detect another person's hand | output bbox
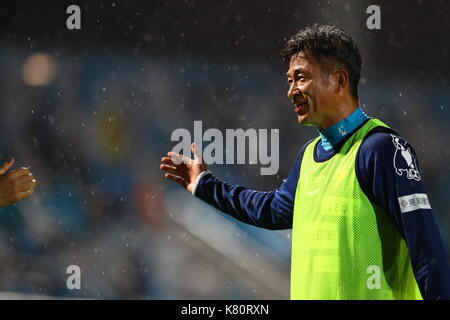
[160,143,207,193]
[0,158,37,207]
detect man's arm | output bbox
[357,131,450,300]
[161,141,313,230]
[192,150,304,230]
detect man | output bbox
[160,24,450,300]
[0,158,36,207]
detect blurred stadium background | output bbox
[0,0,449,299]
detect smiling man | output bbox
[160,24,450,300]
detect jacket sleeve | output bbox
[193,140,313,230]
[357,131,450,300]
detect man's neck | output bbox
[318,107,368,151]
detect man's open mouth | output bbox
[294,102,307,114]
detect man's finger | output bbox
[168,151,190,165]
[13,173,35,186]
[161,156,183,167]
[0,158,15,175]
[12,189,33,202]
[14,183,35,193]
[161,156,173,164]
[8,167,31,179]
[191,143,202,162]
[160,164,184,177]
[167,151,182,158]
[163,173,186,187]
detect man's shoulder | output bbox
[357,124,423,187]
[289,137,318,172]
[298,137,317,156]
[362,131,397,152]
[359,126,419,168]
[360,125,408,154]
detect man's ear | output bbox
[333,69,349,94]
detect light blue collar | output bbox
[318,107,368,151]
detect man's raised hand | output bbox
[0,158,37,207]
[160,143,207,193]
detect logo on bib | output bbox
[391,135,421,181]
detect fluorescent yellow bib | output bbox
[291,118,422,300]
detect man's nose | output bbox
[287,83,298,98]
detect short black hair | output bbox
[280,24,362,100]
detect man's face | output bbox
[286,51,336,129]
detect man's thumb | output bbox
[0,157,15,175]
[191,143,202,161]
